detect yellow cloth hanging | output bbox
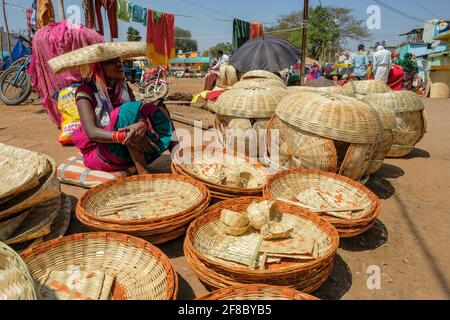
[37,0,56,28]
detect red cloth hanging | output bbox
[94,0,118,38]
[146,10,175,66]
[249,23,264,39]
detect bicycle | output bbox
[0,36,33,105]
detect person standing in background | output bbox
[373,42,392,83]
[352,44,369,80]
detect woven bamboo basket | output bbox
[288,85,351,96]
[343,80,391,96]
[196,284,319,300]
[0,144,50,202]
[263,169,382,238]
[0,155,61,221]
[361,100,397,174]
[266,92,383,181]
[76,174,210,243]
[232,78,287,90]
[364,91,427,158]
[171,146,270,202]
[241,70,284,82]
[21,232,178,300]
[0,209,31,241]
[0,241,38,300]
[4,196,61,245]
[184,197,339,292]
[218,64,238,87]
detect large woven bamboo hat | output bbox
[214,87,287,118]
[363,91,424,113]
[48,42,147,74]
[275,92,383,144]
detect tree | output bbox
[175,27,198,53]
[127,27,142,42]
[266,6,370,62]
[202,42,233,57]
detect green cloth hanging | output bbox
[232,18,251,51]
[154,11,163,24]
[116,0,131,22]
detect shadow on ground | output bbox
[312,254,352,300]
[400,148,430,160]
[376,163,405,179]
[365,175,396,199]
[339,219,388,252]
[176,272,197,300]
[157,237,185,259]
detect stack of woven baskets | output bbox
[217,64,238,88]
[343,80,391,99]
[287,85,351,96]
[0,144,67,250]
[364,90,427,158]
[184,197,339,292]
[197,284,318,300]
[171,146,270,202]
[265,92,384,181]
[20,232,178,300]
[264,169,382,238]
[76,174,210,244]
[214,86,287,158]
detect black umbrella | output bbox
[229,36,301,74]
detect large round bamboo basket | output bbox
[196,284,319,300]
[21,232,178,300]
[241,70,284,82]
[364,91,427,158]
[76,174,210,244]
[0,241,37,300]
[343,80,391,96]
[184,197,339,292]
[264,169,382,238]
[218,64,238,87]
[362,100,397,174]
[232,78,287,90]
[266,92,383,181]
[171,146,270,202]
[288,85,351,96]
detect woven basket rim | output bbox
[364,91,425,113]
[263,168,382,225]
[185,196,339,275]
[20,232,178,300]
[77,173,210,226]
[196,283,319,300]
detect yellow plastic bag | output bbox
[58,85,81,145]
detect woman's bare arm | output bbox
[76,99,115,143]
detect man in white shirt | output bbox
[211,50,230,70]
[372,42,392,83]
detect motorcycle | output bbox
[138,65,169,101]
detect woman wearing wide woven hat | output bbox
[48,42,177,175]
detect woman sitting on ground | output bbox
[73,58,176,175]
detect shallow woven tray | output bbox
[0,144,50,202]
[171,146,270,201]
[0,208,31,241]
[21,232,178,300]
[184,197,339,292]
[76,174,210,243]
[0,241,37,300]
[196,284,319,300]
[0,155,61,220]
[264,168,382,238]
[4,196,62,245]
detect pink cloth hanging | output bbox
[28,21,104,128]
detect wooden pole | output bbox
[1,0,12,65]
[57,0,66,20]
[300,0,309,86]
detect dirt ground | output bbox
[0,78,449,300]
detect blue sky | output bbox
[2,0,449,51]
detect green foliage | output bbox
[266,6,370,61]
[127,27,142,42]
[202,42,233,57]
[175,27,199,53]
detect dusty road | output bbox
[0,78,449,299]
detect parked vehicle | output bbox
[138,65,169,101]
[123,57,151,83]
[0,36,33,105]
